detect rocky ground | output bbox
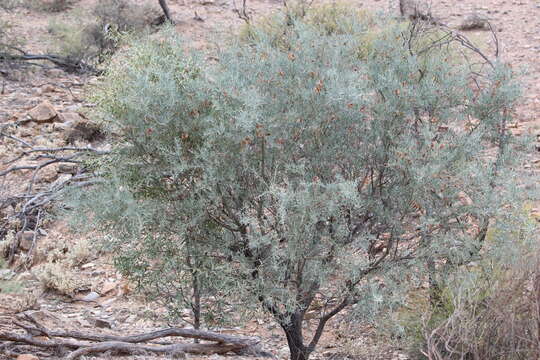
[1,0,539,359]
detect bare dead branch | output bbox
[232,0,250,23]
[0,315,269,359]
[0,47,99,74]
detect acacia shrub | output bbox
[69,13,528,360]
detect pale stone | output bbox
[100,281,117,295]
[57,112,82,124]
[27,101,57,122]
[17,354,39,360]
[16,231,35,251]
[81,291,100,302]
[36,164,59,183]
[94,318,113,329]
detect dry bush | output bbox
[386,205,540,360]
[0,231,13,257]
[0,283,39,313]
[92,0,159,32]
[24,0,77,12]
[0,0,21,11]
[394,211,540,360]
[65,237,94,266]
[35,261,82,295]
[33,235,94,295]
[39,236,95,267]
[423,257,540,360]
[40,0,76,12]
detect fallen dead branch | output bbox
[1,124,109,266]
[0,44,99,75]
[0,313,270,359]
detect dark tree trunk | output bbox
[187,253,201,343]
[192,274,201,331]
[158,0,173,23]
[280,312,311,360]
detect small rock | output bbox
[171,351,187,359]
[36,164,59,183]
[57,112,82,124]
[64,104,81,112]
[458,13,489,31]
[66,119,104,144]
[94,318,113,329]
[0,269,16,281]
[27,101,57,122]
[100,281,117,295]
[18,126,34,138]
[81,291,100,302]
[30,310,61,323]
[52,121,72,133]
[40,84,56,94]
[58,163,78,174]
[52,174,72,188]
[16,231,35,251]
[17,271,34,281]
[17,354,39,360]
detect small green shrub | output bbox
[48,18,95,62]
[0,19,25,66]
[0,279,26,294]
[47,0,159,64]
[36,0,76,12]
[238,1,373,49]
[0,0,21,11]
[92,0,159,32]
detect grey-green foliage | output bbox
[68,13,529,360]
[70,31,237,327]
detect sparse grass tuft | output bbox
[24,0,77,13]
[35,261,82,295]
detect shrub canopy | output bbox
[70,11,530,360]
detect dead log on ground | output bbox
[0,45,99,74]
[0,313,271,359]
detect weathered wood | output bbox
[0,314,271,359]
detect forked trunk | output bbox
[280,313,312,360]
